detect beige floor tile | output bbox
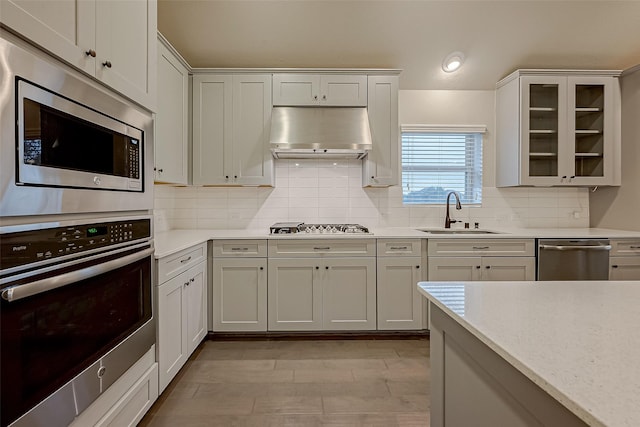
[294,368,355,383]
[140,338,432,426]
[253,396,323,414]
[153,396,255,417]
[323,395,428,414]
[387,380,430,396]
[318,381,391,398]
[180,364,294,384]
[352,367,429,382]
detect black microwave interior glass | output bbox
[0,255,151,427]
[23,98,140,179]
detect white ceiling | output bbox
[158,0,640,90]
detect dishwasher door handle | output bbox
[539,244,612,251]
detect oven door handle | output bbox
[539,244,612,251]
[1,247,155,302]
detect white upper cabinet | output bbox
[192,73,273,186]
[496,70,621,187]
[272,74,367,106]
[155,35,189,184]
[362,75,399,187]
[1,0,157,110]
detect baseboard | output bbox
[206,330,430,341]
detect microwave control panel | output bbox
[0,218,151,271]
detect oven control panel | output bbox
[1,218,151,271]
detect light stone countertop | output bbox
[154,226,640,258]
[418,280,640,427]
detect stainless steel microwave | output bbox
[0,33,154,218]
[17,79,143,192]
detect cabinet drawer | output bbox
[211,240,267,257]
[268,239,375,257]
[428,239,535,257]
[377,239,422,257]
[610,239,640,256]
[156,242,207,284]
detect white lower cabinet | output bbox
[321,258,377,330]
[156,244,207,393]
[610,239,640,280]
[212,257,268,331]
[268,258,376,331]
[428,239,536,282]
[267,239,377,331]
[268,258,323,331]
[211,240,268,331]
[428,257,536,281]
[610,257,640,280]
[376,239,424,330]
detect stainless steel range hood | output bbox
[269,107,372,159]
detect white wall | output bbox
[154,90,590,232]
[590,67,640,230]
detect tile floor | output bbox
[139,338,431,426]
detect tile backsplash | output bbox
[154,159,590,232]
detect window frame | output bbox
[400,125,486,205]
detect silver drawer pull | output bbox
[231,247,249,251]
[389,246,409,250]
[180,256,192,263]
[472,246,490,250]
[313,247,331,250]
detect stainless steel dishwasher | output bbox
[537,239,611,280]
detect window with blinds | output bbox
[401,126,484,204]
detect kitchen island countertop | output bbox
[418,280,640,427]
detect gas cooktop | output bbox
[270,222,370,235]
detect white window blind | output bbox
[401,125,484,205]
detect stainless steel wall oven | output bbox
[1,30,156,427]
[0,216,155,427]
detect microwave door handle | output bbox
[1,247,154,302]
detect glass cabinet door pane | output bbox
[574,84,605,177]
[528,84,559,177]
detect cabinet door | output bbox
[320,75,368,106]
[192,74,233,185]
[428,257,482,281]
[610,257,640,280]
[157,272,187,393]
[520,76,568,186]
[232,75,274,186]
[185,261,207,355]
[268,258,322,331]
[567,76,618,186]
[95,0,157,109]
[212,258,267,331]
[481,257,535,281]
[155,39,189,184]
[272,74,367,106]
[377,257,423,330]
[363,75,399,186]
[272,74,319,106]
[323,258,377,330]
[0,0,96,75]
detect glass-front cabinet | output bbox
[496,70,621,187]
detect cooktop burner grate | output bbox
[270,222,370,234]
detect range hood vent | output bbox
[270,107,372,159]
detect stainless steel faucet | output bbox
[444,191,462,228]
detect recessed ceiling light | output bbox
[442,51,465,73]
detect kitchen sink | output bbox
[417,228,504,235]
